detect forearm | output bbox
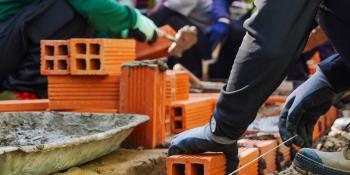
[213,0,321,140]
[68,0,137,35]
[212,0,232,21]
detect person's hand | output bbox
[168,124,239,174]
[279,67,336,148]
[210,18,230,49]
[122,10,157,43]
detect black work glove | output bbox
[279,67,335,148]
[168,124,239,174]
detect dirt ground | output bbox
[54,149,167,175]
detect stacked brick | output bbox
[41,40,70,75]
[41,39,135,112]
[119,61,167,148]
[70,39,135,75]
[48,75,120,112]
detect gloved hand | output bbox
[279,67,336,148]
[210,18,230,49]
[168,124,239,174]
[122,10,157,43]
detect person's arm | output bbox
[212,0,233,21]
[68,0,137,35]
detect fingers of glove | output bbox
[224,143,239,174]
[279,96,296,146]
[128,29,146,42]
[168,138,213,156]
[305,121,316,148]
[294,122,308,147]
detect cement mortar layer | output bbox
[0,112,137,147]
[121,60,168,71]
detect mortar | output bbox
[0,112,149,175]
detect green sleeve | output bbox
[68,0,138,35]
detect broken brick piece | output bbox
[40,40,70,75]
[70,38,135,75]
[238,139,277,174]
[170,97,216,133]
[120,62,166,148]
[167,153,226,175]
[136,25,176,60]
[265,95,287,105]
[48,75,120,112]
[0,99,49,112]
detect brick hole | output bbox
[90,43,100,55]
[90,59,101,70]
[76,59,87,70]
[45,60,54,70]
[58,45,68,55]
[57,60,68,70]
[173,107,183,117]
[174,121,183,129]
[75,43,86,54]
[191,164,204,175]
[173,164,185,175]
[44,45,54,56]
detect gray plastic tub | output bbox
[0,112,149,175]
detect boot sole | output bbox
[294,152,350,175]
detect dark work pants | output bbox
[214,0,350,139]
[0,0,90,96]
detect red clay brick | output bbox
[238,139,277,174]
[166,70,190,103]
[166,148,259,175]
[41,40,70,75]
[136,25,176,60]
[167,153,226,175]
[237,147,260,175]
[0,99,49,112]
[70,38,135,75]
[48,75,119,112]
[265,95,287,105]
[119,62,167,148]
[170,97,216,133]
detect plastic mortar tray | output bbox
[0,112,149,175]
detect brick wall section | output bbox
[237,147,260,175]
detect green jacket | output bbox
[0,0,138,36]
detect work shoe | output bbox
[293,141,350,175]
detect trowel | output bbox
[136,25,198,60]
